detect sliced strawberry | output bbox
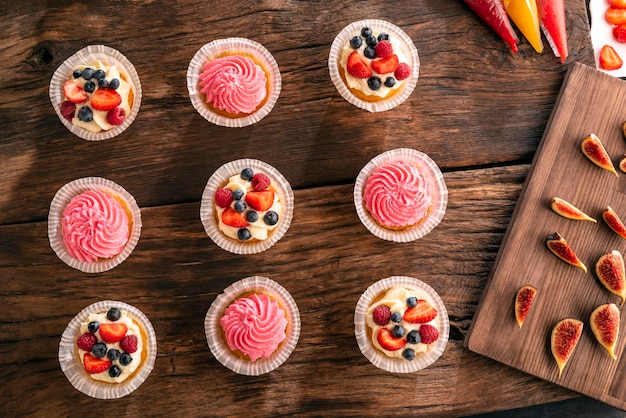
[245,190,274,211]
[376,328,406,351]
[346,51,372,78]
[371,54,399,75]
[403,300,438,324]
[221,207,248,228]
[90,88,122,111]
[610,0,626,8]
[83,352,112,374]
[63,80,88,103]
[98,323,128,343]
[600,45,623,70]
[607,8,626,25]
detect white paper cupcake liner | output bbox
[354,276,449,373]
[200,159,294,254]
[48,177,142,273]
[49,45,142,141]
[58,300,157,399]
[187,38,282,127]
[354,148,447,242]
[328,19,420,112]
[205,276,301,376]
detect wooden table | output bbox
[2,1,620,416]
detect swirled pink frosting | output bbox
[363,161,432,228]
[199,55,267,115]
[220,293,287,362]
[61,190,130,263]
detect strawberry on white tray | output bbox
[590,0,626,77]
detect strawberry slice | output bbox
[98,323,128,343]
[63,80,88,103]
[346,51,372,78]
[83,352,112,374]
[403,300,437,324]
[607,8,626,25]
[371,54,399,75]
[90,88,122,111]
[221,207,248,228]
[600,45,623,70]
[610,0,626,8]
[376,328,406,351]
[245,190,274,211]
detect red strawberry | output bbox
[83,352,112,374]
[221,207,248,228]
[76,333,98,352]
[376,328,406,351]
[251,173,271,191]
[63,80,88,103]
[374,40,393,59]
[106,107,125,125]
[607,8,626,25]
[60,100,76,121]
[610,0,626,7]
[419,324,439,344]
[90,88,122,111]
[600,45,623,70]
[403,300,437,324]
[394,63,411,80]
[346,51,372,78]
[371,54,399,75]
[614,24,626,43]
[215,188,234,208]
[98,323,128,343]
[120,334,138,353]
[372,305,391,326]
[245,190,275,211]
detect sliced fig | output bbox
[602,206,626,240]
[590,303,620,360]
[550,197,596,223]
[595,250,626,304]
[619,155,626,173]
[622,120,626,141]
[546,232,587,273]
[515,285,537,329]
[551,318,583,378]
[581,133,618,176]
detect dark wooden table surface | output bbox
[2,1,623,416]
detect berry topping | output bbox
[251,173,271,191]
[377,32,389,41]
[108,365,122,378]
[222,207,249,228]
[245,190,275,211]
[90,88,122,111]
[63,80,88,104]
[107,349,121,361]
[81,68,95,80]
[83,352,112,374]
[119,353,133,366]
[371,54,399,74]
[232,189,244,200]
[84,81,96,93]
[109,78,121,90]
[106,107,126,125]
[346,51,372,79]
[402,348,415,361]
[240,168,254,180]
[367,76,382,91]
[365,34,377,47]
[60,100,76,121]
[384,77,396,88]
[392,325,405,338]
[76,333,98,352]
[234,200,247,213]
[391,312,402,323]
[375,40,393,59]
[372,305,391,326]
[94,69,106,80]
[106,308,121,321]
[349,36,363,49]
[407,329,421,344]
[87,321,100,333]
[419,324,440,344]
[238,228,252,241]
[361,27,372,38]
[263,210,279,226]
[363,47,376,59]
[403,299,437,324]
[98,323,128,344]
[377,327,407,351]
[92,342,108,358]
[394,63,411,80]
[98,78,109,88]
[120,335,139,353]
[77,106,93,122]
[215,188,234,208]
[73,69,82,79]
[246,210,259,223]
[406,297,418,308]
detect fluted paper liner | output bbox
[49,45,142,141]
[328,19,420,112]
[200,159,294,254]
[58,300,157,399]
[48,177,142,273]
[205,276,301,375]
[354,276,449,373]
[354,148,447,242]
[187,37,282,127]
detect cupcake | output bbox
[205,276,300,375]
[50,45,142,141]
[187,38,281,127]
[329,19,419,112]
[354,276,449,373]
[58,300,157,399]
[48,177,142,273]
[200,159,294,254]
[354,148,447,242]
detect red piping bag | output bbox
[537,0,568,63]
[464,0,520,52]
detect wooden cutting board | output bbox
[466,62,626,411]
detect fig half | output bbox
[590,303,620,360]
[551,318,583,378]
[602,206,626,240]
[546,232,587,273]
[581,133,617,176]
[550,197,596,222]
[515,285,537,329]
[595,250,626,304]
[620,155,626,174]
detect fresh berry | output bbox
[222,207,248,228]
[403,299,437,324]
[251,173,270,191]
[81,67,95,80]
[600,45,623,70]
[371,54,399,74]
[109,78,121,89]
[611,0,626,7]
[72,69,82,79]
[384,77,396,88]
[419,324,439,344]
[245,190,275,211]
[106,308,121,321]
[394,63,411,80]
[234,200,246,213]
[83,352,112,374]
[377,33,389,41]
[215,188,234,208]
[90,88,122,111]
[391,312,402,323]
[346,51,372,79]
[263,210,279,225]
[361,27,372,38]
[88,321,100,333]
[77,106,93,122]
[375,40,393,59]
[367,76,382,90]
[614,24,626,43]
[376,328,406,351]
[94,69,106,80]
[407,329,421,344]
[84,81,96,93]
[63,80,88,103]
[607,7,626,25]
[372,305,391,326]
[106,107,126,125]
[119,352,133,366]
[363,47,376,59]
[246,210,259,223]
[107,349,121,361]
[238,228,252,241]
[76,333,98,352]
[392,325,405,338]
[406,297,418,308]
[60,100,76,121]
[120,335,139,353]
[240,168,254,180]
[349,36,363,49]
[402,348,415,361]
[92,342,108,358]
[108,365,122,378]
[365,34,377,47]
[98,78,109,88]
[232,189,244,200]
[98,323,128,343]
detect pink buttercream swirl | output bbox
[199,55,267,115]
[61,190,130,263]
[363,161,432,228]
[220,293,287,362]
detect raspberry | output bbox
[394,63,411,81]
[120,334,138,353]
[60,100,76,121]
[251,173,271,191]
[106,107,126,125]
[614,24,626,43]
[374,40,393,59]
[372,305,391,326]
[419,324,439,344]
[76,333,98,352]
[215,188,234,208]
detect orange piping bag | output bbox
[503,0,544,53]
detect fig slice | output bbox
[550,197,596,223]
[514,285,537,329]
[619,155,626,174]
[581,133,618,176]
[590,303,620,360]
[602,206,626,240]
[546,232,587,273]
[551,318,583,378]
[595,250,626,304]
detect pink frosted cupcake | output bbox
[205,276,300,375]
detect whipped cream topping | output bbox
[199,55,267,115]
[363,160,432,228]
[61,190,130,263]
[220,293,287,362]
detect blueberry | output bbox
[92,342,107,358]
[240,168,254,180]
[407,330,421,344]
[109,78,120,89]
[384,77,396,88]
[119,353,133,366]
[392,325,405,338]
[94,69,106,80]
[378,32,389,41]
[107,349,121,361]
[349,36,363,49]
[407,297,417,308]
[73,69,82,79]
[402,348,416,361]
[246,210,259,223]
[363,47,376,59]
[83,81,96,93]
[232,189,244,200]
[106,307,121,321]
[77,106,93,122]
[367,76,382,91]
[98,78,109,88]
[108,365,122,378]
[87,321,100,333]
[82,67,94,80]
[234,200,246,213]
[361,27,372,38]
[237,228,252,241]
[263,211,279,226]
[365,34,377,47]
[391,312,402,323]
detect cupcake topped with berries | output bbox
[329,19,419,112]
[50,45,141,141]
